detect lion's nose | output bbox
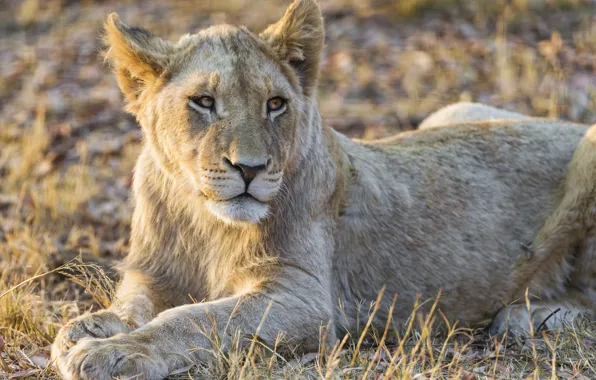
[235,163,265,185]
[223,157,268,186]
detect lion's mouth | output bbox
[216,192,266,203]
[234,193,256,200]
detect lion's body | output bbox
[52,2,596,379]
[334,120,592,332]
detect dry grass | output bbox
[1,0,596,378]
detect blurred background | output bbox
[0,0,595,376]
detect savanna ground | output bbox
[1,0,596,378]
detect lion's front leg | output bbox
[58,281,334,379]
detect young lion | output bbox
[52,1,596,378]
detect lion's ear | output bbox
[103,13,174,114]
[260,0,324,97]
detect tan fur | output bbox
[52,2,596,379]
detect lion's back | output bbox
[418,102,527,129]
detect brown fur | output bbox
[52,2,596,379]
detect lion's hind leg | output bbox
[494,125,596,338]
[527,125,596,300]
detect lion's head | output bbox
[104,0,324,224]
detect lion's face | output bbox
[145,28,304,224]
[105,1,324,225]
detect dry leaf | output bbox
[8,369,41,379]
[30,354,48,368]
[461,370,478,380]
[168,365,194,376]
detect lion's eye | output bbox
[267,97,286,113]
[189,96,215,110]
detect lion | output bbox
[51,1,596,378]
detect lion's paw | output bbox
[51,310,131,364]
[56,335,168,380]
[489,304,580,338]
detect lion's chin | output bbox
[204,196,269,225]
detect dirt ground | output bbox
[1,0,596,378]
